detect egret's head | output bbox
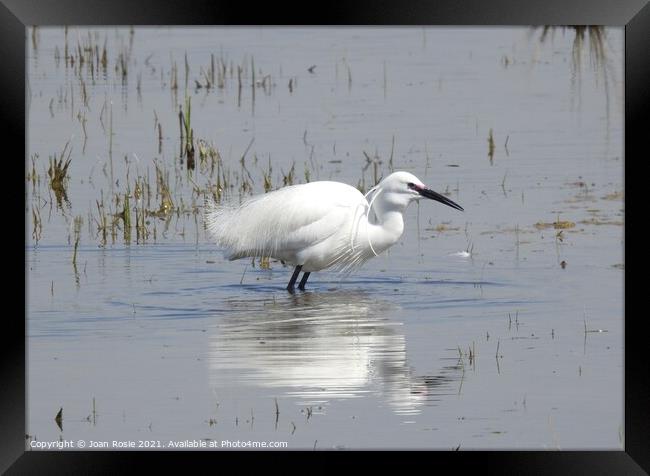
[374,171,464,212]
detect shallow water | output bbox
[26,27,623,449]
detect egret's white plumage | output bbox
[205,171,463,291]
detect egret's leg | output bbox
[287,265,302,293]
[298,272,311,291]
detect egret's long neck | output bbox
[366,206,405,254]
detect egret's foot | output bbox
[298,272,311,291]
[287,284,296,294]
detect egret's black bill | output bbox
[410,183,464,211]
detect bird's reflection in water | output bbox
[208,290,462,415]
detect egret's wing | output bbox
[205,182,366,261]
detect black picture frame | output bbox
[6,0,646,473]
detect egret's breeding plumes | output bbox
[205,171,463,292]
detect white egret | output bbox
[205,171,463,292]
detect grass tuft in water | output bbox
[48,142,72,208]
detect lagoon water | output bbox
[26,27,624,449]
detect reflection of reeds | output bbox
[170,60,178,91]
[95,197,107,246]
[32,205,42,243]
[116,48,129,81]
[72,215,82,265]
[72,215,82,286]
[535,26,607,71]
[569,26,607,72]
[535,26,614,119]
[122,193,131,243]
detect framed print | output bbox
[5,0,647,473]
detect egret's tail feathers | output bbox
[204,195,239,259]
[204,195,262,260]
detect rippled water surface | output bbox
[27,27,624,449]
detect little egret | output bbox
[205,171,463,292]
